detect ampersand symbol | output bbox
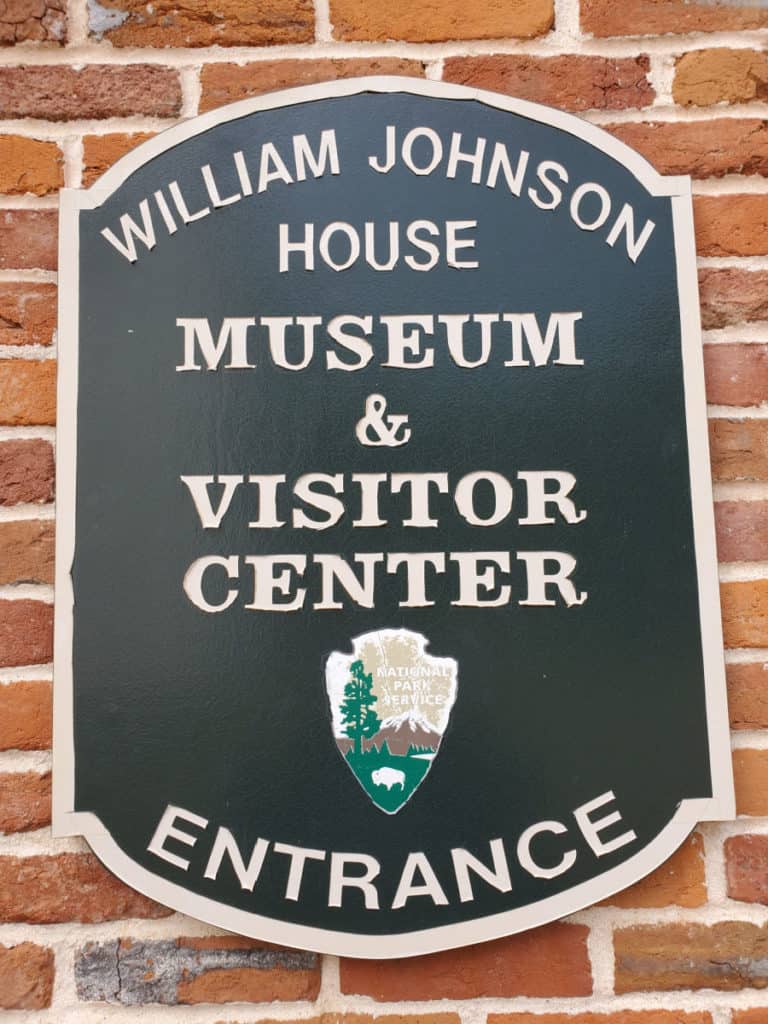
[355,394,412,447]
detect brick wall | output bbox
[2,0,768,1017]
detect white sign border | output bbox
[54,76,735,958]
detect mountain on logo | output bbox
[325,629,458,814]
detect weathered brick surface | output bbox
[90,0,313,47]
[0,210,57,270]
[443,55,653,112]
[716,502,768,564]
[82,132,154,186]
[727,835,768,904]
[694,196,768,257]
[699,269,768,330]
[0,854,172,923]
[331,0,553,42]
[0,942,54,1010]
[0,680,51,750]
[0,136,62,195]
[710,420,768,482]
[674,49,768,107]
[490,1014,712,1024]
[0,65,181,121]
[600,832,705,908]
[0,520,54,585]
[727,661,768,729]
[582,0,768,37]
[0,440,54,505]
[705,345,768,408]
[0,360,56,426]
[77,936,320,1003]
[615,922,768,992]
[340,925,591,999]
[605,119,768,179]
[721,581,768,648]
[0,0,65,44]
[0,283,56,346]
[200,58,425,112]
[734,749,768,815]
[0,771,50,832]
[0,600,52,668]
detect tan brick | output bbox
[600,832,705,908]
[340,925,591,999]
[716,502,768,564]
[0,680,51,750]
[705,345,768,408]
[0,0,65,44]
[0,440,54,505]
[0,210,57,270]
[0,943,54,1010]
[0,520,54,585]
[0,283,56,346]
[0,136,62,196]
[490,1014,712,1024]
[0,65,181,120]
[331,0,552,42]
[0,600,52,668]
[674,49,768,107]
[0,360,56,426]
[443,54,653,112]
[0,771,50,832]
[699,268,768,330]
[695,196,768,257]
[90,0,313,46]
[0,853,172,923]
[615,922,768,992]
[82,132,154,187]
[710,419,768,482]
[728,661,768,730]
[605,119,768,179]
[200,59,425,113]
[721,581,768,648]
[734,749,768,815]
[727,835,768,903]
[582,0,768,37]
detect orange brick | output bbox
[0,520,54,585]
[331,0,553,42]
[491,1014,712,1024]
[674,49,768,107]
[710,420,768,482]
[0,680,51,750]
[695,196,768,257]
[0,600,52,668]
[734,749,768,815]
[582,0,768,37]
[716,502,768,564]
[200,59,424,113]
[0,283,56,347]
[721,581,768,648]
[600,832,705,908]
[736,1011,768,1024]
[82,132,154,187]
[0,137,62,196]
[340,925,591,999]
[0,210,57,271]
[444,54,653,112]
[605,120,768,179]
[0,361,56,426]
[727,661,768,730]
[0,772,50,832]
[0,0,65,44]
[0,943,54,1010]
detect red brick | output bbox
[600,832,705,908]
[674,49,768,107]
[90,0,313,46]
[0,283,56,346]
[582,0,768,37]
[710,419,768,482]
[0,943,54,1010]
[695,196,768,257]
[0,853,172,923]
[734,749,768,815]
[716,502,768,564]
[0,680,51,750]
[491,1015,712,1024]
[0,519,54,585]
[0,440,54,505]
[0,136,62,195]
[705,345,768,408]
[0,0,65,44]
[0,65,181,121]
[0,210,57,270]
[443,54,653,112]
[82,132,154,187]
[340,924,591,999]
[615,921,768,992]
[699,268,768,330]
[0,600,52,668]
[331,0,552,42]
[721,581,768,648]
[200,58,424,113]
[727,834,768,903]
[0,771,50,832]
[728,661,768,730]
[0,360,56,426]
[605,119,768,179]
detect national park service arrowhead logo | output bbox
[325,629,458,813]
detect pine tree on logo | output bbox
[341,660,381,757]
